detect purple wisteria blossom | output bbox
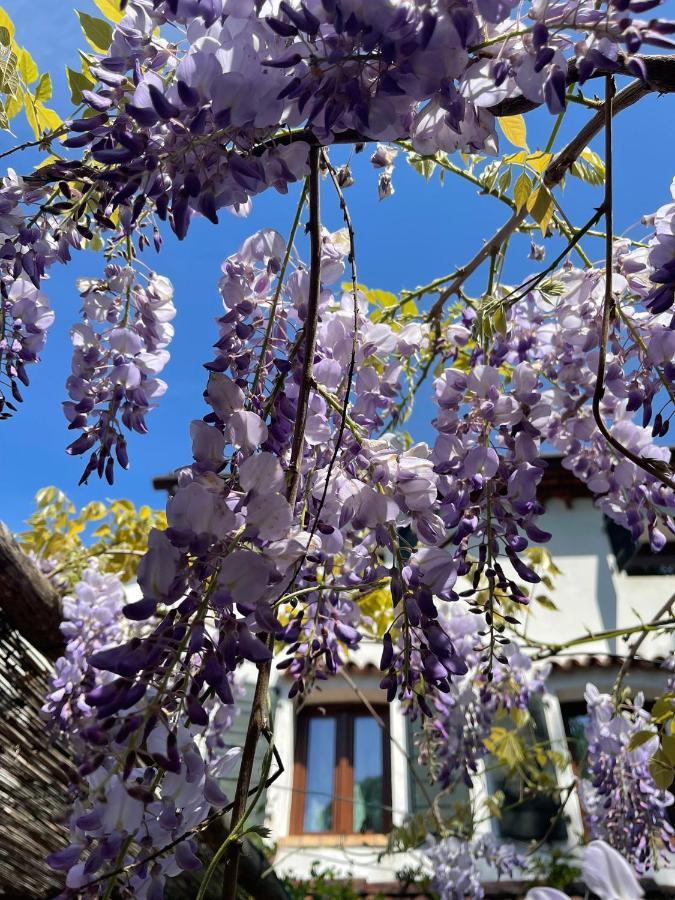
[581,684,675,872]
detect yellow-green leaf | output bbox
[527,186,554,236]
[570,148,606,186]
[66,65,94,105]
[513,172,532,212]
[498,115,528,151]
[36,102,61,133]
[4,87,21,120]
[526,151,553,175]
[93,0,125,23]
[24,97,39,139]
[17,47,38,85]
[77,11,113,53]
[0,6,15,40]
[34,72,51,103]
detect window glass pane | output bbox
[566,713,590,775]
[303,717,336,832]
[353,716,384,833]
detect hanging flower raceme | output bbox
[64,266,176,484]
[44,564,243,898]
[581,685,675,872]
[0,169,81,417]
[425,833,525,900]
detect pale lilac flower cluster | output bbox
[45,565,243,897]
[503,230,675,551]
[424,833,525,900]
[416,603,551,789]
[53,0,671,244]
[64,267,176,484]
[0,169,80,417]
[581,684,675,872]
[44,564,126,729]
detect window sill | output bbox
[279,834,389,848]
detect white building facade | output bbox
[220,461,675,891]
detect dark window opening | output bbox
[605,516,675,576]
[487,699,568,843]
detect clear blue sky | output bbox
[1,1,674,531]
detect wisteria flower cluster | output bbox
[65,267,176,484]
[424,832,525,900]
[38,169,675,891]
[0,0,673,896]
[580,684,675,872]
[44,563,243,897]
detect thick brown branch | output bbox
[0,521,64,660]
[492,52,675,116]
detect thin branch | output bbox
[494,207,604,312]
[250,178,308,401]
[614,594,675,700]
[286,145,322,510]
[530,617,675,659]
[591,77,675,491]
[305,152,359,541]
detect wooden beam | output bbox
[0,521,64,660]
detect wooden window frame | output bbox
[290,703,392,836]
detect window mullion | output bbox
[334,711,353,833]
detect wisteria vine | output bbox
[0,0,674,897]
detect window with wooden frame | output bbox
[290,704,392,835]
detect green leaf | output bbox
[513,172,532,212]
[652,695,675,724]
[34,72,52,103]
[627,730,655,751]
[93,0,125,22]
[77,11,113,53]
[17,46,38,85]
[663,734,675,765]
[66,65,95,105]
[407,153,437,182]
[650,750,675,790]
[497,167,512,194]
[498,115,529,150]
[535,594,559,611]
